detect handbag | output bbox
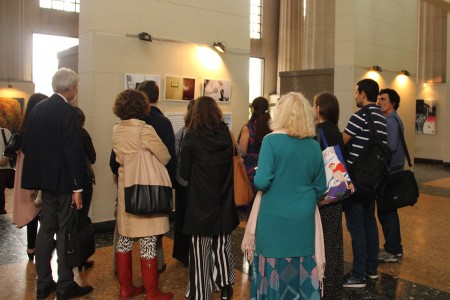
[230,132,254,206]
[65,207,95,268]
[1,129,15,189]
[123,125,173,215]
[318,129,355,203]
[377,118,419,213]
[2,130,19,168]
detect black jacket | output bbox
[317,120,344,153]
[21,94,84,192]
[180,123,238,235]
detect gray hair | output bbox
[52,68,78,93]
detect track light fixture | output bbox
[400,70,411,76]
[371,65,383,72]
[213,42,225,53]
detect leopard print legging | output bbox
[116,235,157,259]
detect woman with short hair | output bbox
[112,89,173,300]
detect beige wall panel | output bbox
[80,0,249,52]
[79,0,249,222]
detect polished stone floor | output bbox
[1,162,450,299]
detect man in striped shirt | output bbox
[342,79,387,288]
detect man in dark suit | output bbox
[21,68,93,299]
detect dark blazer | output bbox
[21,94,84,193]
[143,106,176,181]
[180,123,238,235]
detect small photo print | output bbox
[165,76,196,101]
[125,74,161,90]
[203,79,231,103]
[416,99,436,134]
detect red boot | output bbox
[141,257,173,300]
[116,251,145,299]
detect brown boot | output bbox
[116,251,145,299]
[141,257,173,300]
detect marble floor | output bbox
[1,162,450,299]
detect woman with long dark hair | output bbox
[180,96,238,300]
[12,93,48,260]
[172,99,195,267]
[313,92,344,299]
[238,97,271,197]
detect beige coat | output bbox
[112,119,171,238]
[13,151,40,228]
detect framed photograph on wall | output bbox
[416,99,436,134]
[125,74,161,90]
[164,76,196,101]
[202,79,231,103]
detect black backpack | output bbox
[348,108,391,201]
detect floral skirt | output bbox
[250,254,320,300]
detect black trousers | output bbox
[35,191,76,292]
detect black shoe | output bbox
[56,284,93,300]
[157,263,167,274]
[78,260,94,272]
[343,272,366,288]
[221,285,233,299]
[36,281,57,299]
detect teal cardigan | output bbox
[254,133,326,258]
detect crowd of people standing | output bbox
[0,67,410,299]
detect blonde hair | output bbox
[270,92,316,138]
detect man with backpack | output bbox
[342,78,388,288]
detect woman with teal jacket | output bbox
[251,92,327,300]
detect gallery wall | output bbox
[334,0,418,162]
[78,0,250,223]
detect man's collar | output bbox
[56,93,68,103]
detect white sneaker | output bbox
[378,249,398,263]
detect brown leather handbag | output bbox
[230,132,254,206]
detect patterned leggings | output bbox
[116,235,157,259]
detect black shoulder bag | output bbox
[1,129,16,189]
[377,117,419,213]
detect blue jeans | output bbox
[343,197,379,278]
[378,209,403,255]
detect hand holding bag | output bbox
[123,125,173,215]
[318,129,355,204]
[65,207,95,268]
[377,118,419,213]
[230,132,254,206]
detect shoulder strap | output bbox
[1,129,7,145]
[319,128,328,148]
[230,131,238,156]
[392,116,413,168]
[362,107,380,142]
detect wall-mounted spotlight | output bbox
[213,42,225,53]
[371,65,383,72]
[138,32,152,42]
[400,70,411,76]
